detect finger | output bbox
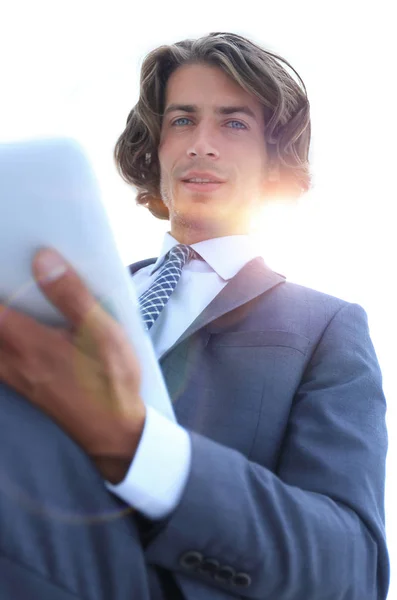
[32,248,113,338]
[32,249,139,376]
[0,304,46,352]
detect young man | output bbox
[0,32,389,599]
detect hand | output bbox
[0,248,147,484]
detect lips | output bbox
[181,171,225,184]
[183,178,222,183]
[181,180,224,193]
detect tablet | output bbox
[0,137,176,422]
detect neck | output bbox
[170,218,251,245]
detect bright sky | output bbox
[2,0,396,595]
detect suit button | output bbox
[232,572,252,587]
[214,565,235,583]
[197,558,220,576]
[179,551,203,570]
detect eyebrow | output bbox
[163,104,258,121]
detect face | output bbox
[158,63,272,243]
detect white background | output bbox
[1,0,396,596]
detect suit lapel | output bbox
[128,258,157,275]
[128,255,286,357]
[166,257,285,352]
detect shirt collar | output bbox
[149,232,261,281]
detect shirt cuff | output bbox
[105,405,192,520]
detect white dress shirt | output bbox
[106,233,260,519]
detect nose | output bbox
[186,125,220,160]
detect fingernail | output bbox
[35,249,67,282]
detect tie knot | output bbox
[166,244,195,267]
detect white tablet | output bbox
[0,137,176,422]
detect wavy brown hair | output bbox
[114,31,312,219]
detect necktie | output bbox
[138,244,196,330]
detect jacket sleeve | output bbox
[137,302,390,599]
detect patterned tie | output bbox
[138,244,196,330]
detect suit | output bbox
[131,255,390,599]
[0,255,389,599]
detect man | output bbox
[0,32,389,599]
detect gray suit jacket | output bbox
[131,256,389,600]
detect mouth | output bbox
[181,180,224,192]
[180,174,225,193]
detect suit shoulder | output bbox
[274,277,365,315]
[263,277,371,350]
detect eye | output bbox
[171,117,193,126]
[226,120,247,130]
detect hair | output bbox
[114,31,312,219]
